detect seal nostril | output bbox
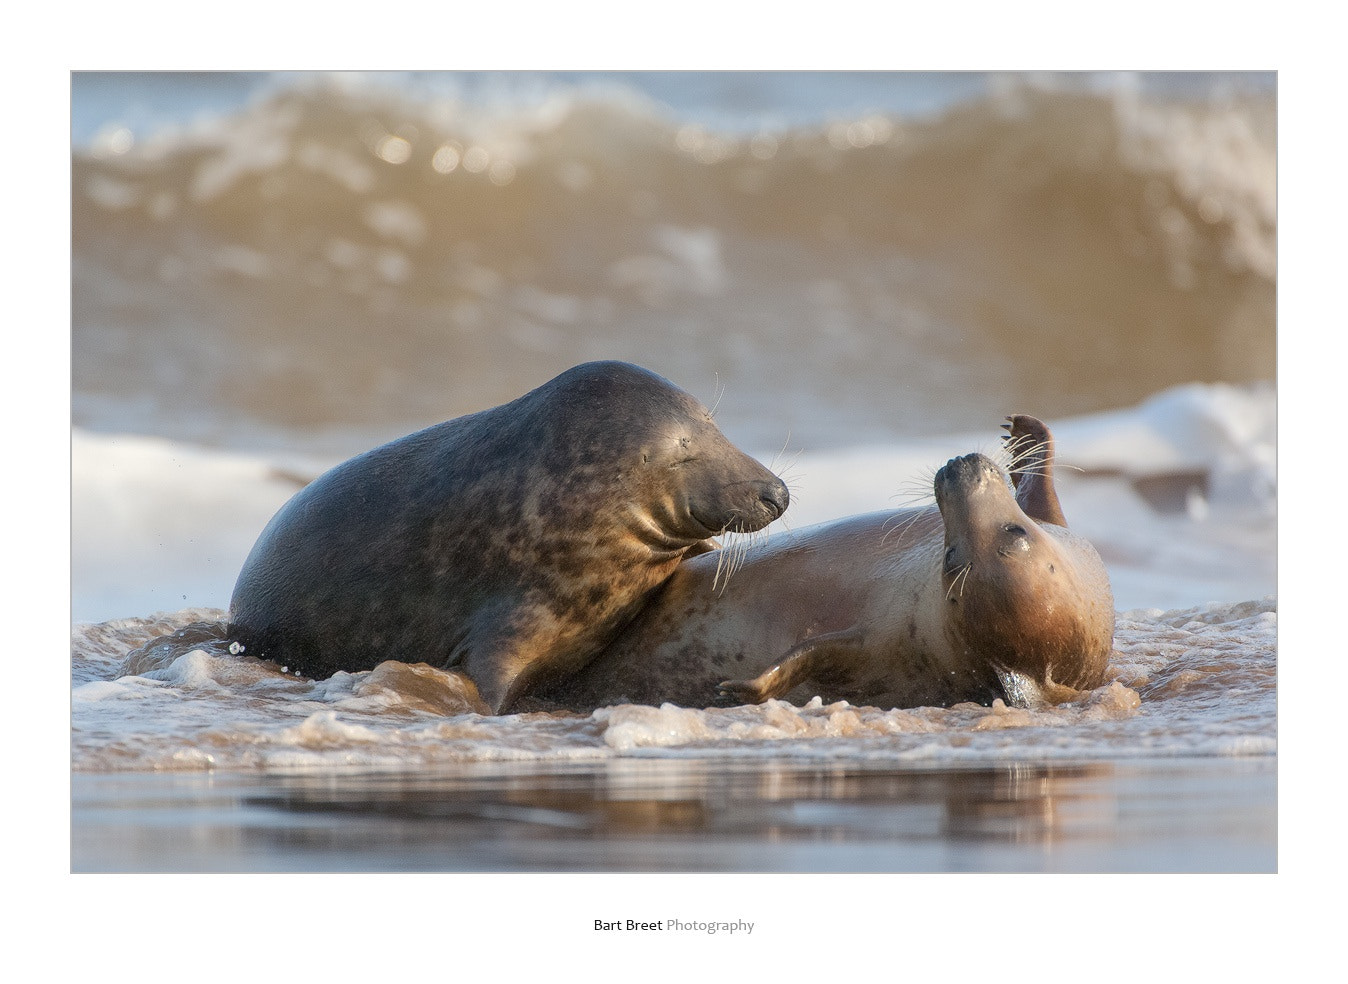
[758,481,789,519]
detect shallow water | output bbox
[69,583,1276,873]
[71,757,1274,873]
[71,598,1274,773]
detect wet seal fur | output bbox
[540,415,1113,712]
[228,361,789,713]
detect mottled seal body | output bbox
[228,361,789,713]
[542,416,1113,712]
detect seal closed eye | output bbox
[227,361,789,713]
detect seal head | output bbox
[936,451,1113,700]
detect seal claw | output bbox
[715,679,765,705]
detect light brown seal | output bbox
[227,361,789,713]
[538,415,1113,712]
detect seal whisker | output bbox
[880,507,931,548]
[879,512,907,545]
[1003,449,1038,476]
[943,563,973,602]
[713,530,741,592]
[893,465,939,510]
[712,537,730,592]
[775,474,806,512]
[894,481,937,506]
[730,537,750,585]
[944,563,970,603]
[708,372,726,419]
[768,431,800,475]
[735,528,760,576]
[895,479,938,517]
[712,526,761,594]
[999,433,1043,472]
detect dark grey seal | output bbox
[228,361,789,712]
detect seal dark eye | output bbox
[1003,524,1027,536]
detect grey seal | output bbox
[228,361,789,713]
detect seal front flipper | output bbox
[455,631,544,715]
[718,627,866,704]
[995,667,1089,709]
[1001,414,1067,527]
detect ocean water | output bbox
[72,70,1274,453]
[73,596,1275,770]
[68,72,1277,884]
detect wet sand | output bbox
[72,756,1274,873]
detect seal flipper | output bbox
[718,627,866,704]
[1001,414,1068,527]
[449,615,535,714]
[995,667,1089,709]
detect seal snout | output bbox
[758,479,790,521]
[726,476,790,531]
[934,452,1002,500]
[691,473,790,535]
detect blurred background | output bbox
[70,71,1276,619]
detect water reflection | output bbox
[72,757,1275,873]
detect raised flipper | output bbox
[1001,414,1067,527]
[717,627,865,704]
